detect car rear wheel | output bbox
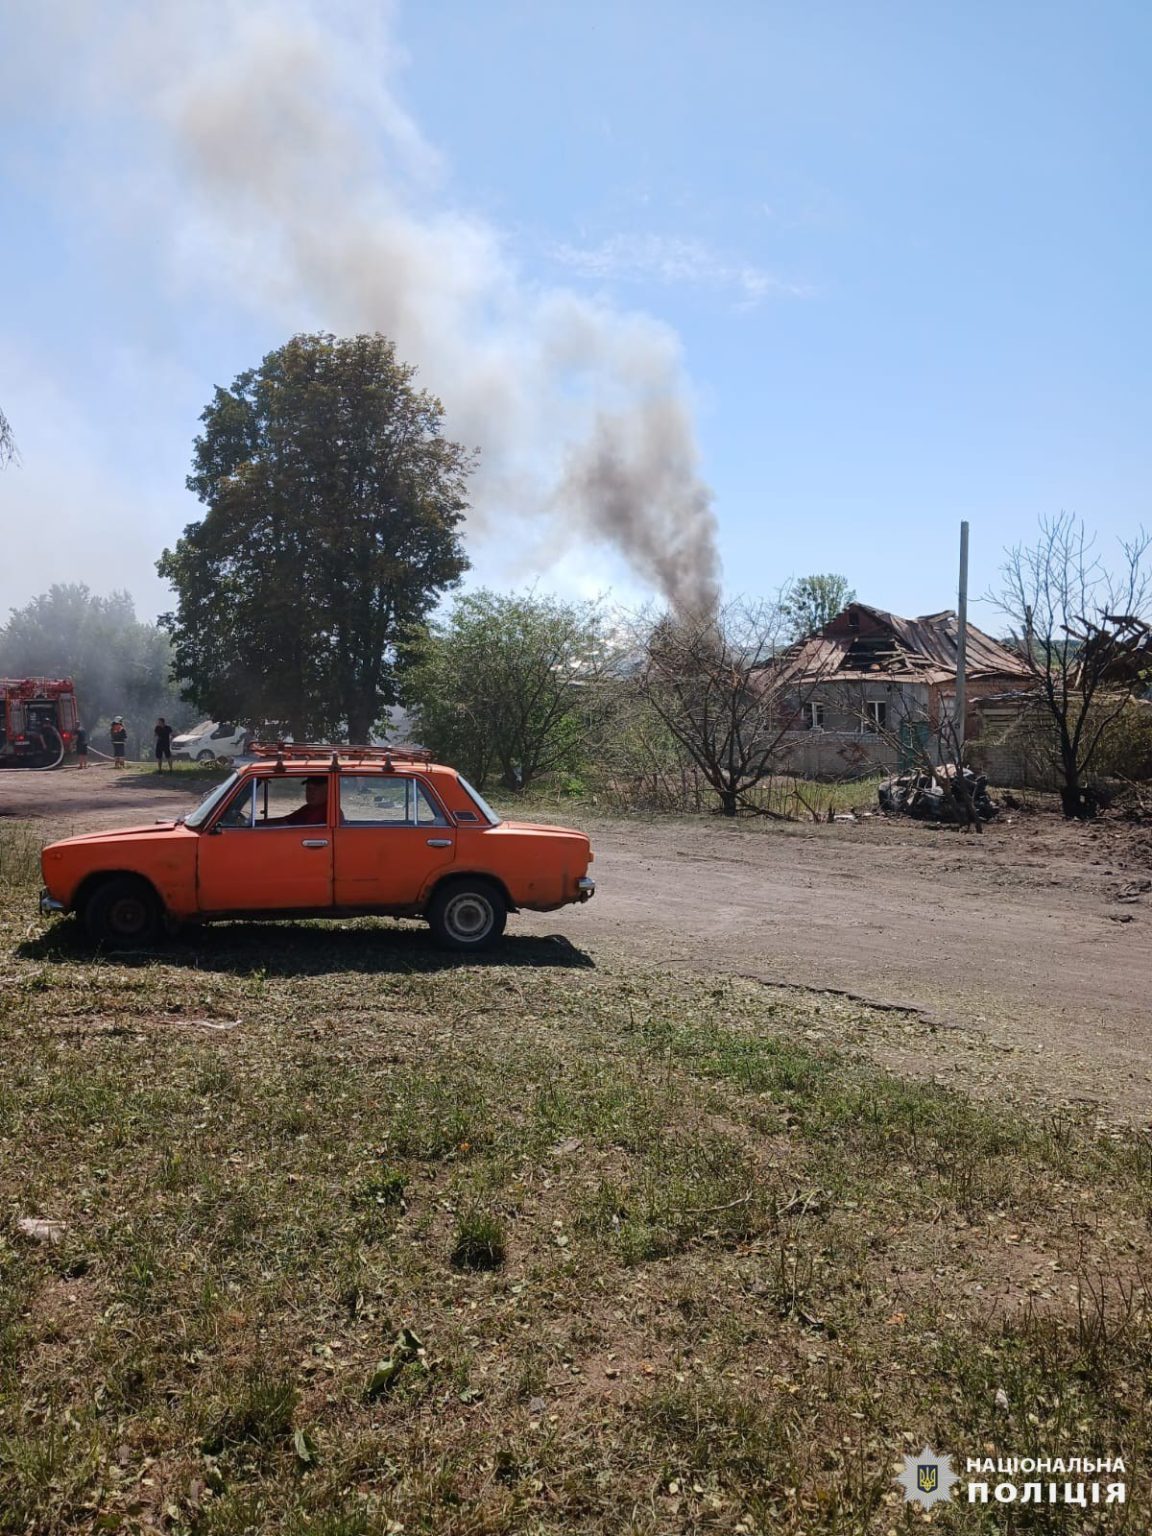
[84,877,162,948]
[428,880,507,951]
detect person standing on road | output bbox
[154,717,174,773]
[110,716,128,769]
[75,724,89,769]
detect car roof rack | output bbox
[248,741,434,766]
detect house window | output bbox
[863,700,888,733]
[807,702,825,730]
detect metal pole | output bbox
[955,520,969,759]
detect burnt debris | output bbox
[879,766,999,824]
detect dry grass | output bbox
[0,819,44,889]
[1,839,1149,1532]
[494,773,882,824]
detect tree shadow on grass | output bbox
[17,916,595,977]
[112,770,226,794]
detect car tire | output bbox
[196,750,215,762]
[427,879,507,952]
[84,877,163,949]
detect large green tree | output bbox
[781,573,856,640]
[158,333,472,741]
[405,590,613,790]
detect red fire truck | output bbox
[0,677,79,768]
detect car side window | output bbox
[215,777,327,828]
[415,785,448,825]
[254,778,327,826]
[339,775,448,827]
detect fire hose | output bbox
[22,724,65,771]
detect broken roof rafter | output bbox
[780,602,1032,686]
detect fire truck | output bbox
[0,677,79,769]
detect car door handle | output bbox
[426,838,452,847]
[301,838,329,848]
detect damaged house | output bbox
[972,612,1152,789]
[772,603,1032,777]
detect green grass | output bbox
[450,1208,507,1271]
[1,855,1149,1531]
[121,761,234,784]
[743,773,885,820]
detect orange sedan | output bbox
[39,747,595,951]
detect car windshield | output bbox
[184,772,240,829]
[456,773,501,826]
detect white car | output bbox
[170,721,251,763]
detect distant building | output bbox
[770,602,1032,777]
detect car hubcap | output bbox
[110,897,147,935]
[444,892,493,942]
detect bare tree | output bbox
[0,407,16,467]
[992,514,1152,818]
[634,598,827,817]
[590,679,708,813]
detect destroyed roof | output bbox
[780,603,1032,685]
[1074,614,1152,685]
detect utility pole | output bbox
[955,520,969,759]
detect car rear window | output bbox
[455,774,501,826]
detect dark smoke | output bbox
[134,2,723,612]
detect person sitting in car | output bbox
[272,776,330,825]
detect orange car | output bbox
[39,746,595,951]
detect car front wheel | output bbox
[84,877,162,948]
[428,880,507,951]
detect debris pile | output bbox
[878,766,999,824]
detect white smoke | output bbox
[16,0,723,613]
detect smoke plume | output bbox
[116,1,722,613]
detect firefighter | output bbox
[75,723,89,769]
[110,716,128,769]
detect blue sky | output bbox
[1,0,1149,632]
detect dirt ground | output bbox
[6,763,1152,1123]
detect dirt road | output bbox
[6,765,1152,1118]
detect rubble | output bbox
[878,765,999,824]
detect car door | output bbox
[196,774,335,913]
[333,774,456,908]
